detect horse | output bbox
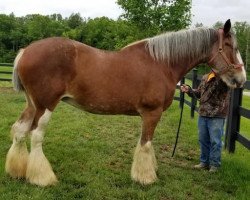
[5,19,246,186]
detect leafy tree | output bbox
[62,27,84,41]
[233,22,250,73]
[66,13,84,29]
[0,13,18,62]
[167,0,192,30]
[213,21,224,29]
[0,13,68,62]
[49,14,63,21]
[25,14,66,42]
[195,22,203,28]
[113,19,141,49]
[62,14,86,41]
[245,28,250,73]
[0,14,16,49]
[83,17,120,50]
[82,17,140,50]
[117,0,192,37]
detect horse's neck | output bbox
[123,39,210,84]
[169,55,209,83]
[187,56,209,72]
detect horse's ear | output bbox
[223,19,231,35]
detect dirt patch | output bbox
[0,87,14,93]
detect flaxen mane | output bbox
[146,28,217,65]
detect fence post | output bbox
[179,78,185,109]
[191,68,198,118]
[225,88,242,153]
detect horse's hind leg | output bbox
[26,107,57,186]
[5,94,35,178]
[131,108,162,185]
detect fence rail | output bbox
[0,63,13,67]
[0,63,13,81]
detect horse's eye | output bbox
[225,42,233,49]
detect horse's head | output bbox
[209,19,246,88]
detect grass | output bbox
[0,85,249,200]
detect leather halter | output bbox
[208,29,244,75]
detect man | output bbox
[181,71,230,172]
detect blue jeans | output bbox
[198,116,225,167]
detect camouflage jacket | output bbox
[187,73,230,118]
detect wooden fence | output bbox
[0,63,13,81]
[1,64,249,152]
[225,82,250,152]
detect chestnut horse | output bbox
[6,20,246,186]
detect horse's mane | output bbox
[146,28,218,65]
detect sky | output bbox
[0,0,249,27]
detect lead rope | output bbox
[171,84,199,157]
[171,93,184,157]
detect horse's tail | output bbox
[12,49,25,92]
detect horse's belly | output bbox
[61,97,139,116]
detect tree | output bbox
[82,17,141,50]
[113,19,141,49]
[25,14,66,42]
[233,22,250,73]
[0,13,69,62]
[66,13,84,29]
[213,21,224,29]
[0,13,18,62]
[195,22,203,28]
[117,0,192,37]
[246,27,250,72]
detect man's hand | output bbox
[180,84,190,93]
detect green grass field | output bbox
[0,84,249,200]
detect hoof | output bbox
[5,143,29,179]
[26,149,58,186]
[131,141,157,185]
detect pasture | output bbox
[0,82,249,200]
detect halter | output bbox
[208,29,244,75]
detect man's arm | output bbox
[180,84,201,99]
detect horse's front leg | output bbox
[131,107,162,185]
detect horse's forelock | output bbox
[146,28,217,65]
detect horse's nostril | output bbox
[232,78,243,88]
[232,79,237,84]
